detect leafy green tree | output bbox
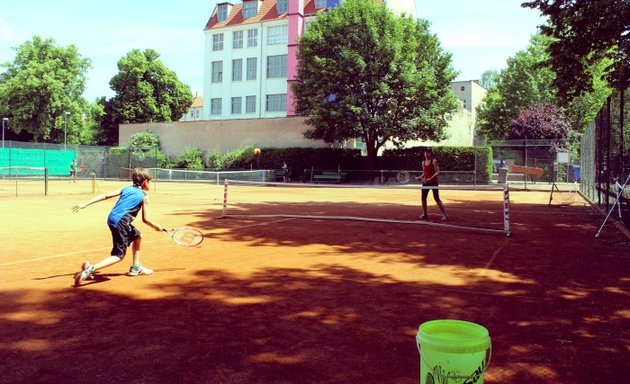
[293,0,458,168]
[103,49,193,142]
[0,36,91,143]
[522,0,629,99]
[480,69,500,90]
[476,34,557,139]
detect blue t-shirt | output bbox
[107,186,146,228]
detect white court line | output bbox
[483,237,510,270]
[0,218,295,267]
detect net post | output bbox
[44,167,48,196]
[503,183,511,236]
[222,179,229,217]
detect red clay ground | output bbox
[0,180,628,384]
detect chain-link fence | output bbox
[480,139,577,186]
[580,88,629,226]
[0,141,160,179]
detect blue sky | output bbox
[0,0,545,102]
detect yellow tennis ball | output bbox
[254,148,261,155]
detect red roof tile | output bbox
[206,1,290,30]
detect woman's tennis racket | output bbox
[162,227,204,247]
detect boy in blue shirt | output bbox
[72,168,163,286]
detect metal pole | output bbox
[2,118,6,149]
[63,113,68,149]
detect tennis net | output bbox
[221,180,511,235]
[0,166,48,196]
[148,168,273,184]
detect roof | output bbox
[191,97,204,108]
[205,0,327,30]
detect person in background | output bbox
[69,159,78,183]
[419,148,448,221]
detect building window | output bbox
[315,0,327,9]
[246,96,256,113]
[233,31,243,49]
[266,94,287,112]
[304,18,313,32]
[231,97,242,114]
[267,55,287,78]
[210,98,222,115]
[211,61,223,83]
[267,25,288,45]
[217,5,228,22]
[243,1,258,19]
[276,0,288,14]
[212,33,224,51]
[247,29,258,47]
[232,59,243,81]
[246,57,257,80]
[195,109,200,119]
[460,86,465,91]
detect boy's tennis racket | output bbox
[162,227,204,247]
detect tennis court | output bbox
[0,179,628,383]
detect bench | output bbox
[508,165,544,182]
[312,171,348,183]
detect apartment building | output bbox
[202,0,417,120]
[449,80,487,122]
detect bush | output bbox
[206,145,256,170]
[172,147,204,169]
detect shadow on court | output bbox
[0,192,628,383]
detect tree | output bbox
[522,0,629,99]
[103,49,193,141]
[480,69,500,90]
[507,102,571,140]
[293,0,458,168]
[476,33,557,139]
[0,36,91,143]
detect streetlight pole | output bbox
[63,112,70,149]
[2,118,7,149]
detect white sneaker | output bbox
[74,261,93,287]
[128,265,153,276]
[442,215,448,222]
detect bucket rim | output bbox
[416,319,490,353]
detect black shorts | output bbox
[421,183,441,201]
[109,220,141,258]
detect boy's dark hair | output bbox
[132,168,153,187]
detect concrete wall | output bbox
[119,116,329,157]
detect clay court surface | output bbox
[0,179,628,384]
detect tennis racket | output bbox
[162,227,204,247]
[396,171,411,184]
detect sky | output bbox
[0,0,546,102]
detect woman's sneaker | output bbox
[74,261,94,287]
[128,265,153,276]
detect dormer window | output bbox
[315,0,327,9]
[217,4,228,22]
[243,1,258,19]
[277,0,288,14]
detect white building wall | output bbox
[384,0,417,18]
[203,18,289,120]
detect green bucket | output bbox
[416,320,491,384]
